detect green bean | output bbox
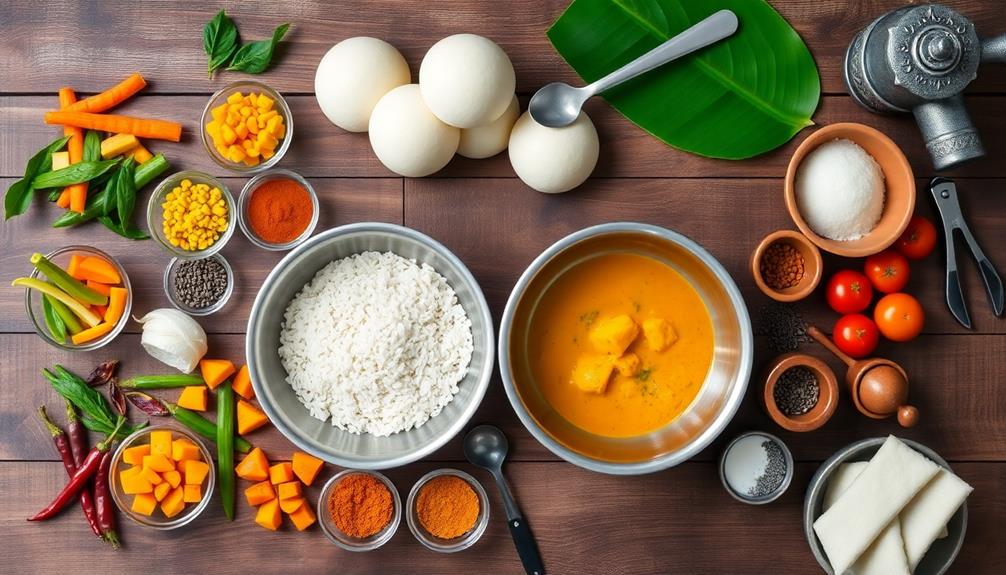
[134,153,169,189]
[31,159,121,189]
[216,380,235,521]
[165,402,252,453]
[119,374,205,389]
[43,294,83,334]
[30,253,107,306]
[41,296,67,342]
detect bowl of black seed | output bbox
[164,254,234,316]
[762,353,839,432]
[719,431,793,505]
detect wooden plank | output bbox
[0,178,403,333]
[5,94,1006,179]
[1,0,1004,95]
[3,460,1002,573]
[2,333,1004,463]
[404,177,1006,335]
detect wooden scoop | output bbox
[807,326,919,427]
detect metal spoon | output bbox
[464,424,544,575]
[529,9,739,127]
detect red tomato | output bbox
[874,293,925,342]
[833,314,879,358]
[826,270,874,314]
[865,250,910,293]
[895,216,938,260]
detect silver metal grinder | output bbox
[844,4,1006,170]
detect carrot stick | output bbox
[62,73,147,114]
[59,88,88,213]
[44,111,182,142]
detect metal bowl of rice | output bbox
[247,222,494,469]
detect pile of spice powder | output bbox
[246,177,313,244]
[172,257,229,309]
[774,366,820,416]
[760,241,805,290]
[416,475,480,539]
[328,473,393,538]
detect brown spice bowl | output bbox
[751,230,823,302]
[784,122,915,258]
[762,353,839,432]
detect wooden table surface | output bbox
[2,1,1004,573]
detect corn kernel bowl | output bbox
[147,171,236,260]
[201,81,293,174]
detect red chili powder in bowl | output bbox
[246,178,313,244]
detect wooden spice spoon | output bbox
[807,326,919,427]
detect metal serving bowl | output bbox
[804,437,967,575]
[246,223,494,469]
[499,223,753,475]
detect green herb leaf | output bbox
[83,130,102,163]
[101,169,119,216]
[45,366,117,431]
[31,158,121,190]
[227,23,290,74]
[98,215,149,240]
[116,157,137,225]
[41,296,67,343]
[204,10,239,77]
[47,189,62,202]
[4,136,71,219]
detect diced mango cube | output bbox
[269,462,294,485]
[643,318,678,352]
[183,484,202,503]
[184,459,210,485]
[131,493,158,516]
[570,355,615,394]
[150,430,173,458]
[226,91,244,104]
[161,486,186,518]
[122,444,150,466]
[589,315,639,356]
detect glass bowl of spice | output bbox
[238,169,319,251]
[406,469,490,553]
[318,469,401,552]
[751,230,822,302]
[762,353,840,433]
[163,254,234,316]
[719,431,794,505]
[147,171,236,259]
[201,81,293,173]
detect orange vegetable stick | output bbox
[62,73,147,114]
[44,111,182,142]
[58,88,88,213]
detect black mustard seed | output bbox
[173,257,228,309]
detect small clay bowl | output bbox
[762,353,839,432]
[751,230,823,302]
[784,122,915,258]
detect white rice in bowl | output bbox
[278,251,474,436]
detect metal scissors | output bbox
[929,177,1004,329]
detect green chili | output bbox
[30,253,108,306]
[165,402,252,453]
[216,380,236,521]
[119,374,205,389]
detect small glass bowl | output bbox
[109,425,216,530]
[200,80,293,174]
[406,469,490,553]
[163,253,235,316]
[147,170,236,260]
[238,169,320,251]
[24,245,132,352]
[318,469,401,552]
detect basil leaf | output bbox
[116,157,137,225]
[41,295,67,343]
[98,215,149,240]
[204,10,239,77]
[227,23,289,74]
[83,130,102,163]
[4,136,71,219]
[31,158,121,189]
[102,166,120,216]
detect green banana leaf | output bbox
[547,0,820,159]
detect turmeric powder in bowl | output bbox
[238,170,319,250]
[416,475,480,539]
[327,472,394,538]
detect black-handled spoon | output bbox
[464,425,545,575]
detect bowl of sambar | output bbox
[499,223,753,475]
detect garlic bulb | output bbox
[134,309,208,373]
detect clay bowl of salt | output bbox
[784,122,915,258]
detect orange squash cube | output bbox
[153,481,171,502]
[163,469,182,488]
[131,493,158,516]
[122,444,150,466]
[176,385,208,411]
[235,447,270,482]
[269,462,294,485]
[279,496,304,514]
[237,399,269,435]
[161,486,186,518]
[288,503,316,531]
[142,454,174,473]
[183,459,210,485]
[244,480,276,506]
[232,365,255,399]
[291,452,324,486]
[200,358,236,390]
[139,465,163,485]
[120,466,152,495]
[183,484,202,503]
[150,430,173,458]
[255,498,282,531]
[277,481,302,500]
[172,438,202,462]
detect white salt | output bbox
[795,138,885,241]
[723,434,769,495]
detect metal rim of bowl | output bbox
[498,222,754,475]
[237,169,320,251]
[24,245,132,352]
[317,469,402,551]
[162,253,235,316]
[199,80,293,175]
[146,170,237,260]
[405,468,490,553]
[803,437,968,575]
[718,431,795,505]
[109,424,216,530]
[246,222,495,469]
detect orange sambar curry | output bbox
[527,252,714,437]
